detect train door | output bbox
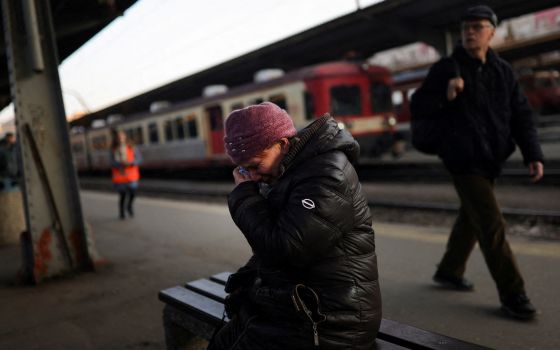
[205,105,225,155]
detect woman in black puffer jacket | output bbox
[208,102,381,350]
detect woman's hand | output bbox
[233,166,252,185]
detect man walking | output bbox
[411,5,544,320]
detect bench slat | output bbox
[186,278,227,302]
[209,271,231,285]
[378,319,492,350]
[375,339,411,350]
[159,286,227,326]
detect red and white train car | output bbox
[70,60,396,173]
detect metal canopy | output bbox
[60,0,559,127]
[0,0,137,111]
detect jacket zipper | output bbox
[291,284,326,347]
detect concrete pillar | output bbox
[0,188,25,245]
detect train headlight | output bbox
[337,122,346,130]
[387,116,397,126]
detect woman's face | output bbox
[239,140,288,184]
[118,131,127,145]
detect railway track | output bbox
[83,159,560,186]
[79,177,560,226]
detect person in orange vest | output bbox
[110,130,141,219]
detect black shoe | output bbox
[119,211,125,220]
[433,271,474,291]
[127,208,134,217]
[500,293,536,320]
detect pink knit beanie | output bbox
[224,102,297,164]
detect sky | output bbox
[0,0,383,124]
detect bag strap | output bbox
[450,56,461,78]
[448,55,494,158]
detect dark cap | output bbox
[461,5,498,27]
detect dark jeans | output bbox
[437,174,525,296]
[118,187,136,217]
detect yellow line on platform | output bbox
[375,222,560,259]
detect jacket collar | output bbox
[453,44,497,67]
[280,115,331,173]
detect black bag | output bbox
[224,268,258,318]
[411,116,443,155]
[411,57,461,155]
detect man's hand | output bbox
[233,166,252,186]
[528,161,544,183]
[447,77,464,101]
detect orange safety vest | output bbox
[112,146,140,184]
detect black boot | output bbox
[500,293,536,320]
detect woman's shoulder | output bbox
[286,150,351,186]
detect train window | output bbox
[71,142,84,153]
[330,85,361,116]
[126,129,134,143]
[370,83,393,113]
[148,123,159,144]
[392,91,403,116]
[186,116,198,138]
[164,120,174,142]
[251,98,264,105]
[175,117,185,140]
[207,105,223,131]
[269,94,287,111]
[392,91,403,107]
[304,92,314,120]
[92,135,107,150]
[135,126,144,145]
[231,102,243,111]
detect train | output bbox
[518,69,560,115]
[70,60,397,174]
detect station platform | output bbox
[79,175,560,241]
[0,190,559,350]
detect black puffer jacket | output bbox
[410,46,543,178]
[227,116,381,349]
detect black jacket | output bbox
[227,116,381,349]
[410,46,543,178]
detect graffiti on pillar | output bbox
[33,228,53,279]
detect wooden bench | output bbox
[159,272,491,350]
